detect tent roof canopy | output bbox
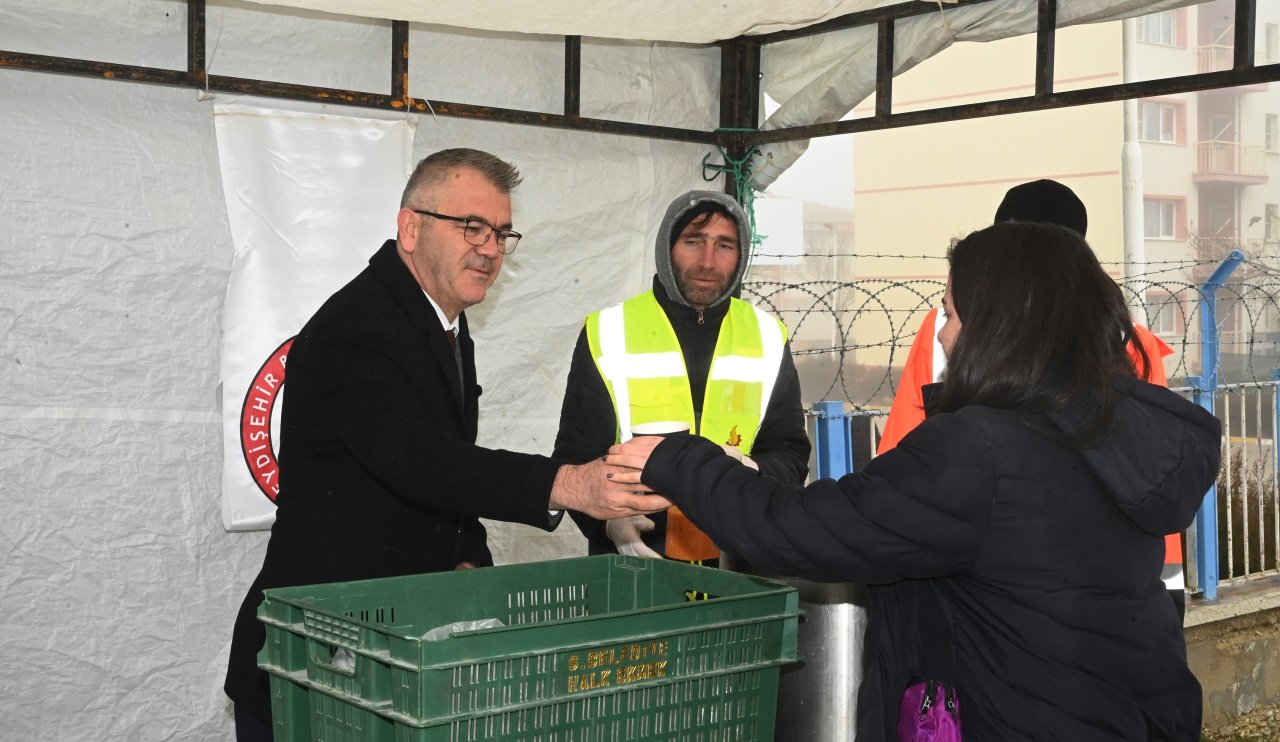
[237,0,910,44]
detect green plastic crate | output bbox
[257,554,799,741]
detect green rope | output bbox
[702,128,765,274]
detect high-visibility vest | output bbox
[877,307,1185,589]
[587,291,787,560]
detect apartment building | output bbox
[847,0,1280,387]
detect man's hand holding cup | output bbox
[606,421,690,488]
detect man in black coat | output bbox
[224,148,670,740]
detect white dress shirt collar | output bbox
[422,290,460,336]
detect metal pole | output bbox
[187,0,205,82]
[781,401,865,742]
[391,21,408,106]
[717,37,761,199]
[1121,18,1146,315]
[1191,249,1244,601]
[812,401,854,478]
[1034,0,1056,98]
[564,35,581,118]
[875,20,894,120]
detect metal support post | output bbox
[1273,369,1280,518]
[1190,250,1244,601]
[812,401,854,479]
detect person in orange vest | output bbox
[877,179,1186,618]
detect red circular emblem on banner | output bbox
[239,337,295,502]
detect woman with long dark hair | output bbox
[609,221,1220,741]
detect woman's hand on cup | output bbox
[606,436,664,484]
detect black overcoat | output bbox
[225,240,562,722]
[641,379,1220,741]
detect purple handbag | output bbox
[897,679,962,742]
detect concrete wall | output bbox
[1186,582,1280,736]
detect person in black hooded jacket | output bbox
[554,190,810,562]
[608,221,1221,741]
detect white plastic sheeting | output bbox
[1,3,718,738]
[2,70,240,741]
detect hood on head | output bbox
[655,190,751,310]
[1045,379,1221,536]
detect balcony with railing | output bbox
[1198,44,1233,73]
[1195,44,1271,90]
[1194,140,1269,183]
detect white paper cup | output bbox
[630,421,691,438]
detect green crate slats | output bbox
[258,555,799,742]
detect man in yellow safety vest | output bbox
[554,190,811,563]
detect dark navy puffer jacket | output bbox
[642,378,1221,741]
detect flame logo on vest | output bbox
[238,337,294,501]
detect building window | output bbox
[1207,204,1233,237]
[1144,199,1179,239]
[1139,102,1179,143]
[1138,11,1177,46]
[1266,204,1280,243]
[1267,114,1279,153]
[1147,294,1181,335]
[1207,114,1233,142]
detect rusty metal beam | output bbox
[0,49,719,143]
[717,37,761,196]
[1234,0,1256,70]
[1035,0,1056,97]
[391,21,409,104]
[0,50,193,87]
[564,35,581,117]
[401,96,717,141]
[746,63,1280,145]
[718,37,760,130]
[187,0,205,80]
[875,19,894,119]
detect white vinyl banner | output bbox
[216,103,415,531]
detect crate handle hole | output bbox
[317,642,358,676]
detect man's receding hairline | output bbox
[406,165,505,211]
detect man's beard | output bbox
[675,270,729,308]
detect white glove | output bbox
[605,515,661,558]
[721,445,760,471]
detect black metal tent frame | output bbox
[3,0,1278,192]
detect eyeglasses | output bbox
[413,209,523,254]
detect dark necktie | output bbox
[447,329,464,398]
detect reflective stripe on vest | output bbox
[587,291,787,455]
[702,303,787,454]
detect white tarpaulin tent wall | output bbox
[2,3,718,738]
[0,0,1247,738]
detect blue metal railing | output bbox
[1185,250,1244,600]
[811,400,855,479]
